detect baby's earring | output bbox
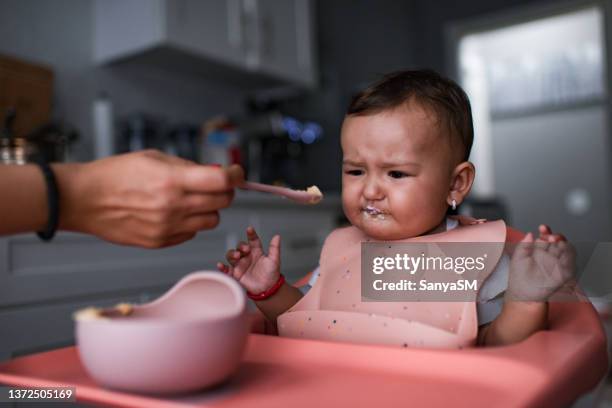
[451,199,457,211]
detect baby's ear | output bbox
[449,161,475,201]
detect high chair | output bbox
[0,276,605,407]
[249,269,609,407]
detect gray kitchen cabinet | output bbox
[0,193,341,358]
[243,0,317,86]
[165,0,246,68]
[93,0,317,87]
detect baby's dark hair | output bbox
[347,69,474,161]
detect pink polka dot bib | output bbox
[278,217,507,348]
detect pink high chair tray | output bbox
[0,302,606,408]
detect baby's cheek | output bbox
[391,199,441,235]
[340,199,357,223]
[341,188,360,210]
[389,194,415,217]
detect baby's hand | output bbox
[537,224,567,243]
[507,231,575,301]
[217,226,281,294]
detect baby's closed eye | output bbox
[345,169,364,176]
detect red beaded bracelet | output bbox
[247,274,285,301]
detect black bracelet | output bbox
[34,158,60,241]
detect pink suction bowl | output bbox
[75,271,249,394]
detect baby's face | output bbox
[341,105,455,240]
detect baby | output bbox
[217,69,575,348]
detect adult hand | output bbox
[57,150,244,248]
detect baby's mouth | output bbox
[362,205,388,220]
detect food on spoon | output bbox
[304,185,323,204]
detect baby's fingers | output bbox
[225,249,242,265]
[268,235,281,264]
[538,224,552,236]
[217,262,232,275]
[547,241,565,258]
[514,232,535,258]
[220,255,249,280]
[546,233,567,243]
[225,241,252,266]
[237,241,251,255]
[246,226,263,251]
[232,255,253,281]
[538,224,567,242]
[218,260,249,282]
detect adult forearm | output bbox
[1,151,243,247]
[53,163,88,233]
[254,283,303,323]
[0,164,53,235]
[0,163,85,236]
[481,301,548,346]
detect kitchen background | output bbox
[1,0,610,235]
[1,0,612,392]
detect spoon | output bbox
[240,181,323,204]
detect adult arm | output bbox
[0,150,244,248]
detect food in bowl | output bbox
[73,303,134,321]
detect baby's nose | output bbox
[363,177,384,200]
